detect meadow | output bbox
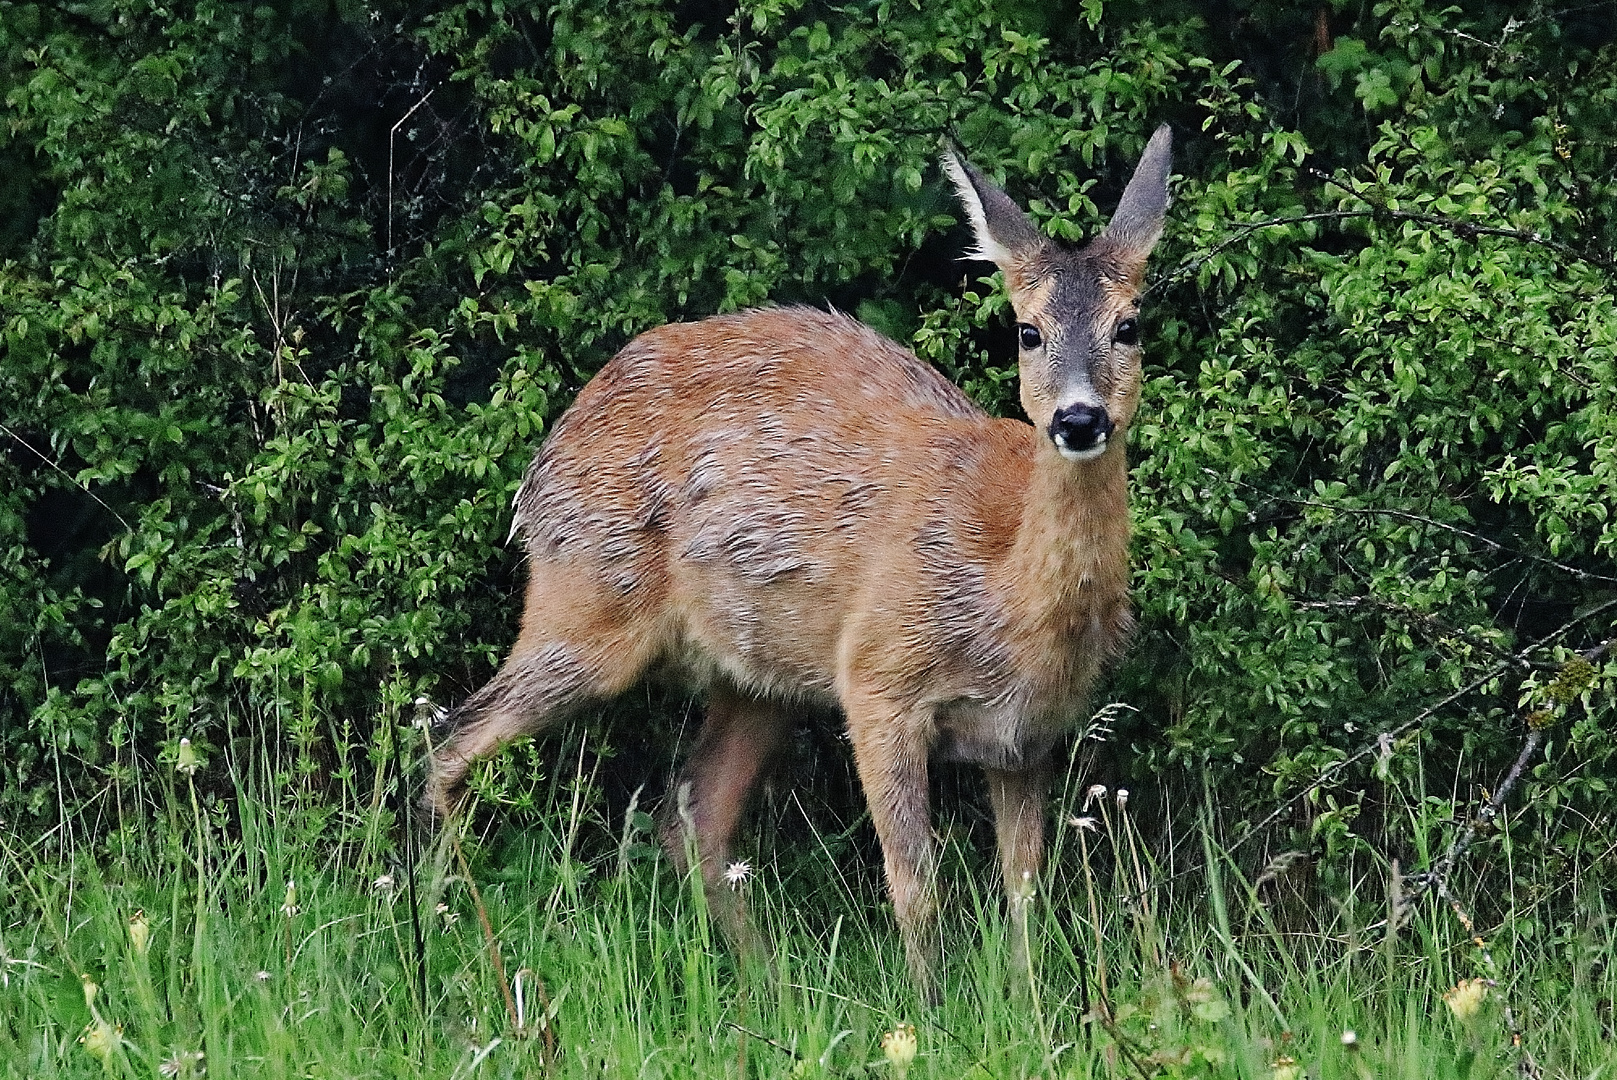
[4,726,1609,1079]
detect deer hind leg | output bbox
[660,686,791,956]
[985,764,1049,982]
[425,566,662,819]
[844,696,940,1003]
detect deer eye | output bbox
[1018,324,1043,350]
[1114,318,1139,346]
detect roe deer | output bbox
[427,126,1172,998]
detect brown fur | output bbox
[428,129,1173,998]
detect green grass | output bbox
[2,747,1613,1079]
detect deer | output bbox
[426,125,1172,999]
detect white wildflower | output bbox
[158,1049,205,1077]
[723,860,753,890]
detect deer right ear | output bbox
[942,151,1045,274]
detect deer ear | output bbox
[1101,125,1173,263]
[942,150,1045,273]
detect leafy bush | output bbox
[1,0,1613,925]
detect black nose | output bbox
[1048,404,1114,454]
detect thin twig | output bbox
[1425,882,1545,1080]
[1093,1011,1155,1080]
[1212,470,1617,585]
[1399,729,1543,911]
[722,1021,796,1059]
[0,422,132,533]
[1149,201,1615,298]
[388,85,439,257]
[1149,209,1379,295]
[1368,207,1613,272]
[1291,595,1536,673]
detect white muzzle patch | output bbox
[1053,430,1108,462]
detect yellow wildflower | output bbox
[80,1019,122,1064]
[128,910,151,957]
[1444,977,1489,1020]
[881,1022,917,1077]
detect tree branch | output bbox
[1212,470,1617,585]
[1223,602,1617,862]
[1150,201,1616,298]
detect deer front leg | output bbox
[985,764,1048,980]
[846,700,940,1003]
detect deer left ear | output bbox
[1100,125,1173,265]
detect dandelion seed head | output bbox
[723,860,753,890]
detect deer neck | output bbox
[1000,440,1132,643]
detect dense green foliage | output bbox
[2,0,1614,942]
